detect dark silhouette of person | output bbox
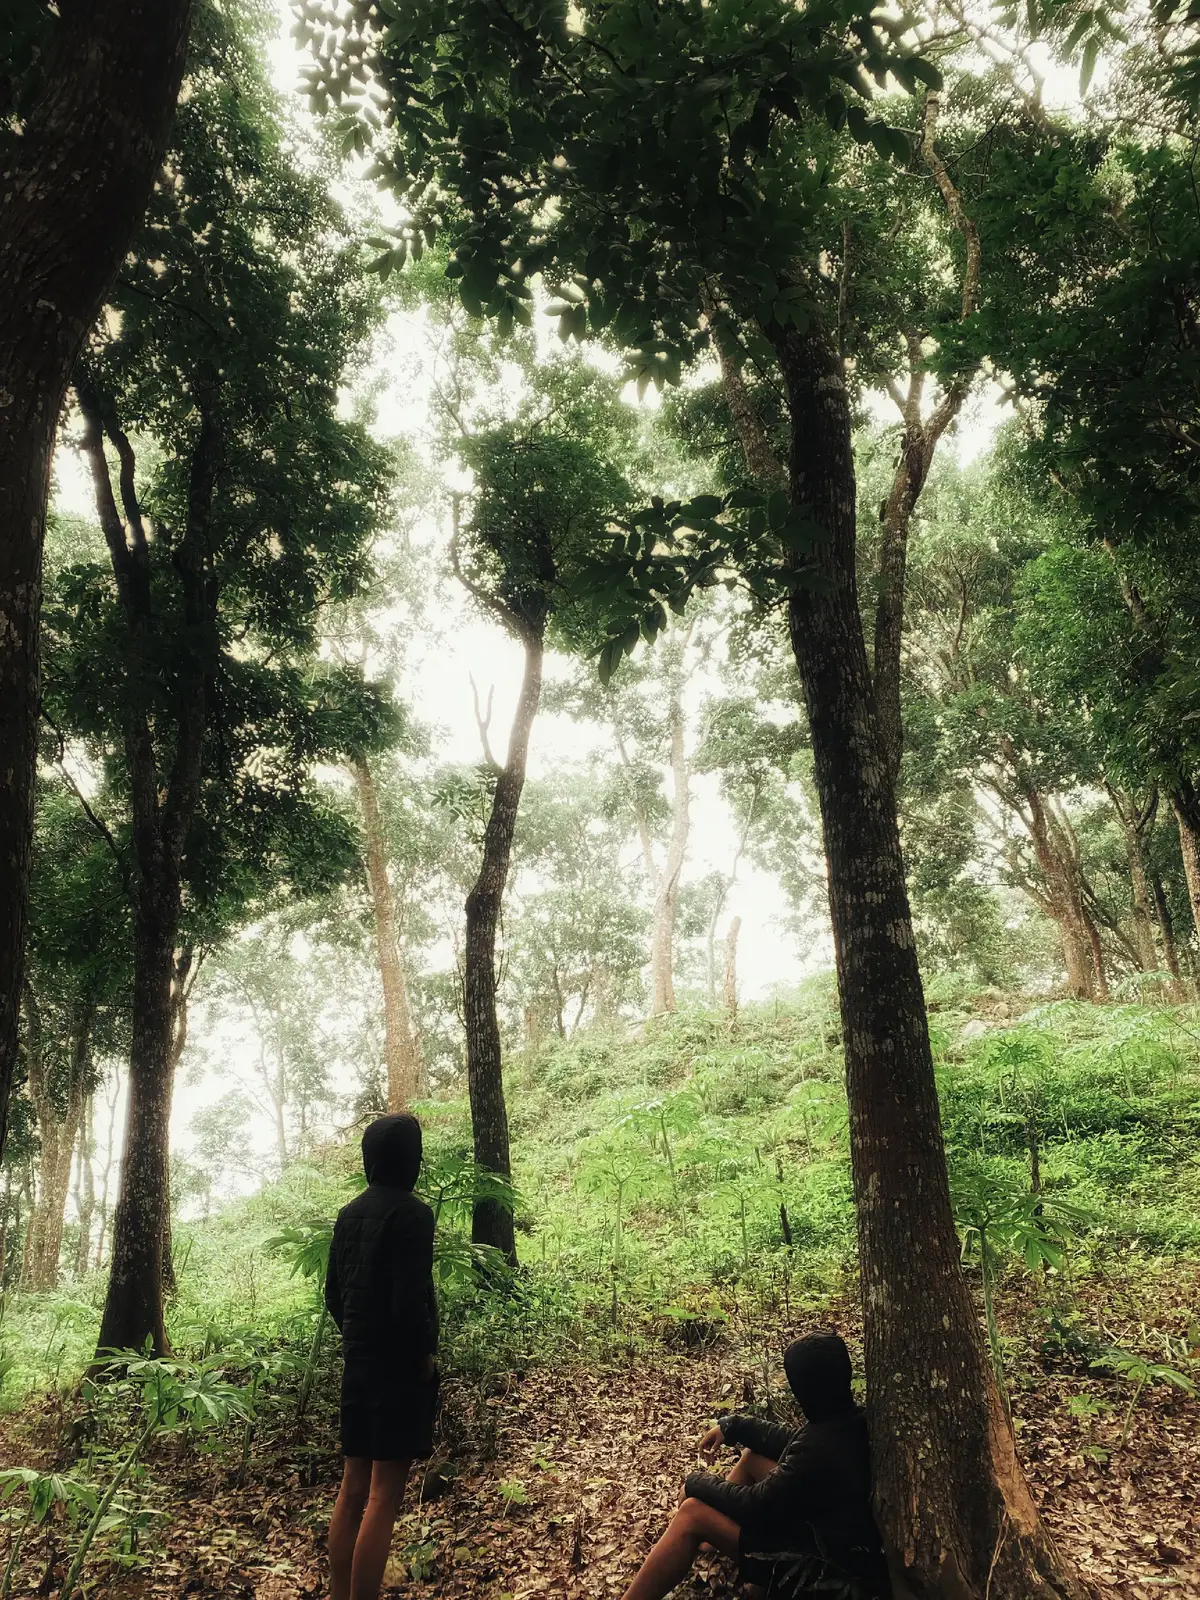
[618,1332,890,1600]
[324,1113,438,1600]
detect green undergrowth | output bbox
[4,979,1200,1411]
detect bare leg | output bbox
[329,1457,372,1600]
[349,1458,413,1600]
[620,1497,741,1600]
[698,1450,776,1551]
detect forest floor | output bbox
[2,1276,1198,1600]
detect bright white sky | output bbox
[52,3,1087,1191]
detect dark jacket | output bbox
[325,1114,438,1376]
[685,1334,889,1599]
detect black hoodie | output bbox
[324,1115,439,1374]
[684,1333,890,1597]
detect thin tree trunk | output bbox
[94,1069,120,1272]
[464,632,543,1260]
[1107,788,1159,973]
[21,997,91,1291]
[0,0,193,1169]
[1172,797,1200,971]
[770,318,1085,1600]
[1083,912,1110,1005]
[650,679,690,1016]
[722,916,742,1016]
[74,1094,96,1279]
[1151,870,1184,992]
[352,756,423,1110]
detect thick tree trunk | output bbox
[96,890,178,1355]
[649,685,690,1015]
[0,0,193,1168]
[722,916,741,1017]
[772,321,1085,1600]
[464,633,542,1260]
[352,756,423,1110]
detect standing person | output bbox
[325,1114,439,1600]
[618,1333,890,1600]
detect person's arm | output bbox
[324,1222,344,1330]
[685,1435,821,1525]
[389,1204,436,1365]
[718,1413,793,1461]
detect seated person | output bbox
[618,1332,891,1600]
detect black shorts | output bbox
[340,1366,440,1461]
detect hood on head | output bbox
[362,1113,422,1190]
[784,1332,854,1422]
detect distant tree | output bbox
[450,360,635,1258]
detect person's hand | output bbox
[420,1354,436,1382]
[699,1424,724,1459]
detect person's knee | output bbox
[674,1497,706,1532]
[337,1461,372,1514]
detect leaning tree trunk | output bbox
[0,0,193,1168]
[649,685,690,1015]
[772,320,1086,1600]
[464,632,543,1260]
[353,756,423,1110]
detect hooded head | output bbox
[361,1113,423,1190]
[784,1332,855,1422]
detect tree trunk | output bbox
[1083,912,1110,1005]
[0,0,193,1168]
[1172,797,1200,965]
[771,320,1086,1600]
[96,884,178,1356]
[74,1094,96,1279]
[649,679,690,1016]
[94,1069,121,1272]
[1107,790,1159,973]
[722,916,741,1017]
[83,384,217,1362]
[1151,870,1184,992]
[464,632,543,1260]
[22,997,90,1291]
[352,756,423,1110]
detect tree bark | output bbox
[1151,869,1184,991]
[722,916,741,1017]
[464,633,542,1260]
[21,996,90,1291]
[770,319,1086,1600]
[0,0,193,1168]
[1106,787,1160,973]
[352,756,423,1110]
[1172,796,1200,953]
[73,1093,96,1279]
[649,680,690,1016]
[84,392,220,1360]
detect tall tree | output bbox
[450,362,634,1256]
[42,1,392,1357]
[300,0,1096,1588]
[0,0,192,1167]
